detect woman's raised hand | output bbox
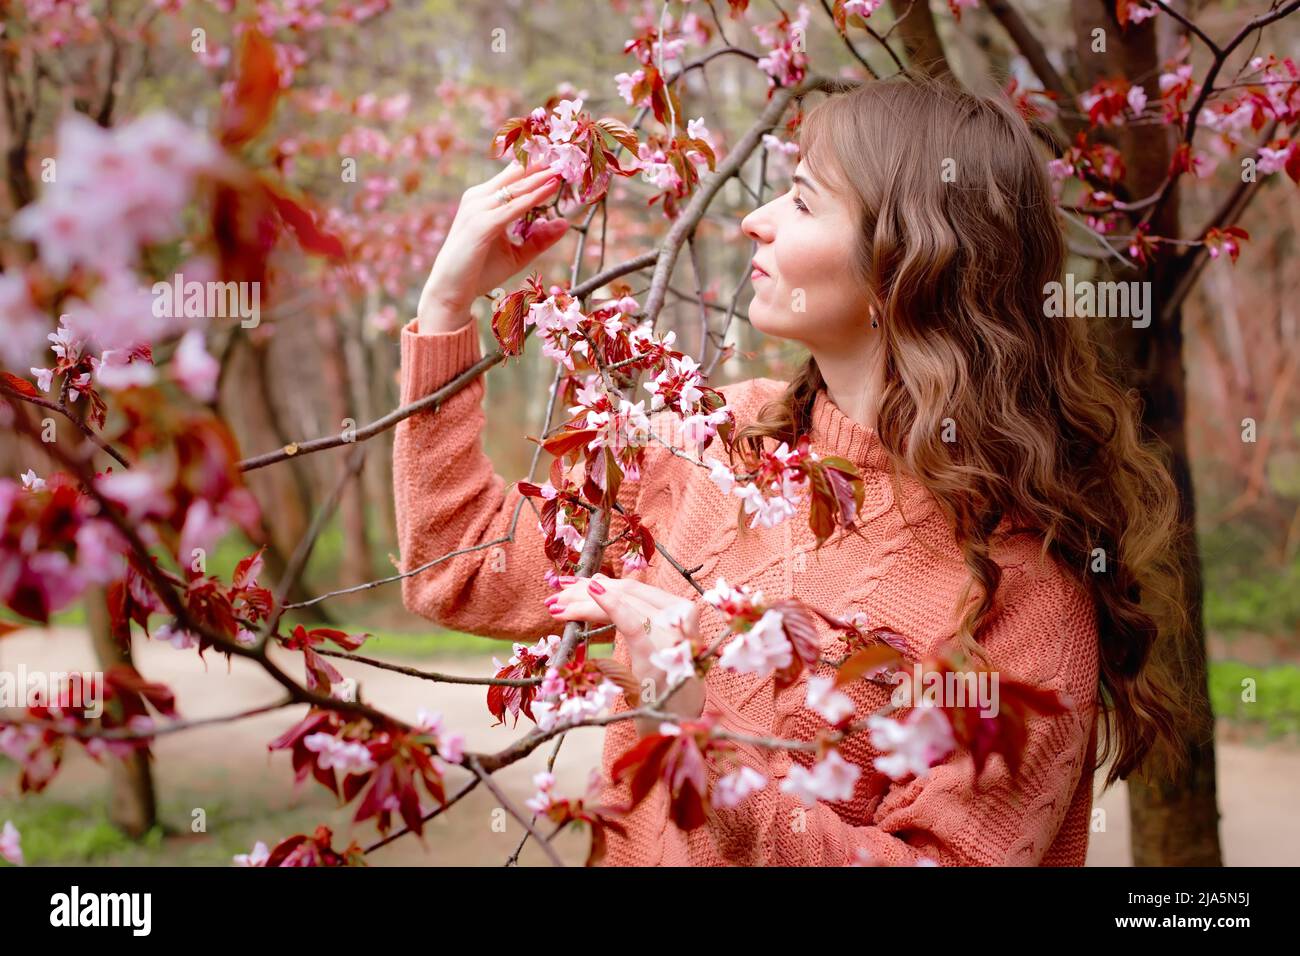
[416,160,569,334]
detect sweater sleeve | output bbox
[393,317,649,642]
[704,568,1099,866]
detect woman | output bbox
[393,74,1192,866]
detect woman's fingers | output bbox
[594,588,694,658]
[544,578,611,623]
[477,163,556,204]
[591,573,686,612]
[475,158,545,194]
[486,173,563,224]
[547,577,699,656]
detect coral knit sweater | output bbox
[393,317,1101,867]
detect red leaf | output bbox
[232,547,265,589]
[218,27,281,148]
[835,645,903,687]
[267,186,348,260]
[307,627,368,652]
[611,734,673,810]
[0,371,39,398]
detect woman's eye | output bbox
[793,196,810,214]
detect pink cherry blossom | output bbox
[233,840,269,866]
[712,765,767,808]
[633,143,682,192]
[1,820,23,866]
[178,498,230,565]
[718,608,792,676]
[303,733,377,775]
[171,330,220,401]
[524,770,557,814]
[806,675,855,724]
[29,366,54,393]
[0,273,47,368]
[734,481,798,529]
[13,112,220,283]
[1126,84,1148,117]
[702,576,765,618]
[1258,142,1296,174]
[19,470,46,492]
[707,458,736,495]
[95,348,157,391]
[648,638,696,686]
[867,706,957,781]
[539,667,566,697]
[154,622,198,651]
[842,0,883,17]
[1127,3,1158,24]
[533,677,622,731]
[687,116,715,151]
[779,749,860,807]
[96,467,171,522]
[74,519,126,585]
[615,69,645,106]
[63,273,168,355]
[621,550,650,573]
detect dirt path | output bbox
[3,627,1297,866]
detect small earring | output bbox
[870,317,879,328]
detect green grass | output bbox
[1204,558,1300,639]
[1200,518,1300,640]
[0,802,153,865]
[1208,659,1300,739]
[0,786,366,867]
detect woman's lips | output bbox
[750,260,770,280]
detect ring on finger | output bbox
[493,186,515,205]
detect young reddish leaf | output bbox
[232,547,265,590]
[592,658,642,706]
[105,664,178,719]
[610,733,674,810]
[306,627,369,652]
[218,27,280,148]
[0,371,39,398]
[596,117,640,154]
[539,426,598,460]
[267,185,347,260]
[835,644,902,687]
[491,284,537,355]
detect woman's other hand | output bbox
[545,574,707,735]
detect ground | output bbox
[1,626,1297,866]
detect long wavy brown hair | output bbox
[733,73,1197,789]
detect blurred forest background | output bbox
[1,0,1298,866]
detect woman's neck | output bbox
[808,336,886,433]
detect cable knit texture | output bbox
[393,317,1100,867]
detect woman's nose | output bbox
[741,205,773,244]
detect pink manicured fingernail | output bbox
[548,605,562,615]
[589,581,605,595]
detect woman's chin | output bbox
[748,305,798,342]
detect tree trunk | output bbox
[86,589,158,839]
[1073,0,1223,866]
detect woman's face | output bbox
[739,158,872,349]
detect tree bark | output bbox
[86,588,158,839]
[1072,0,1223,866]
[888,0,952,77]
